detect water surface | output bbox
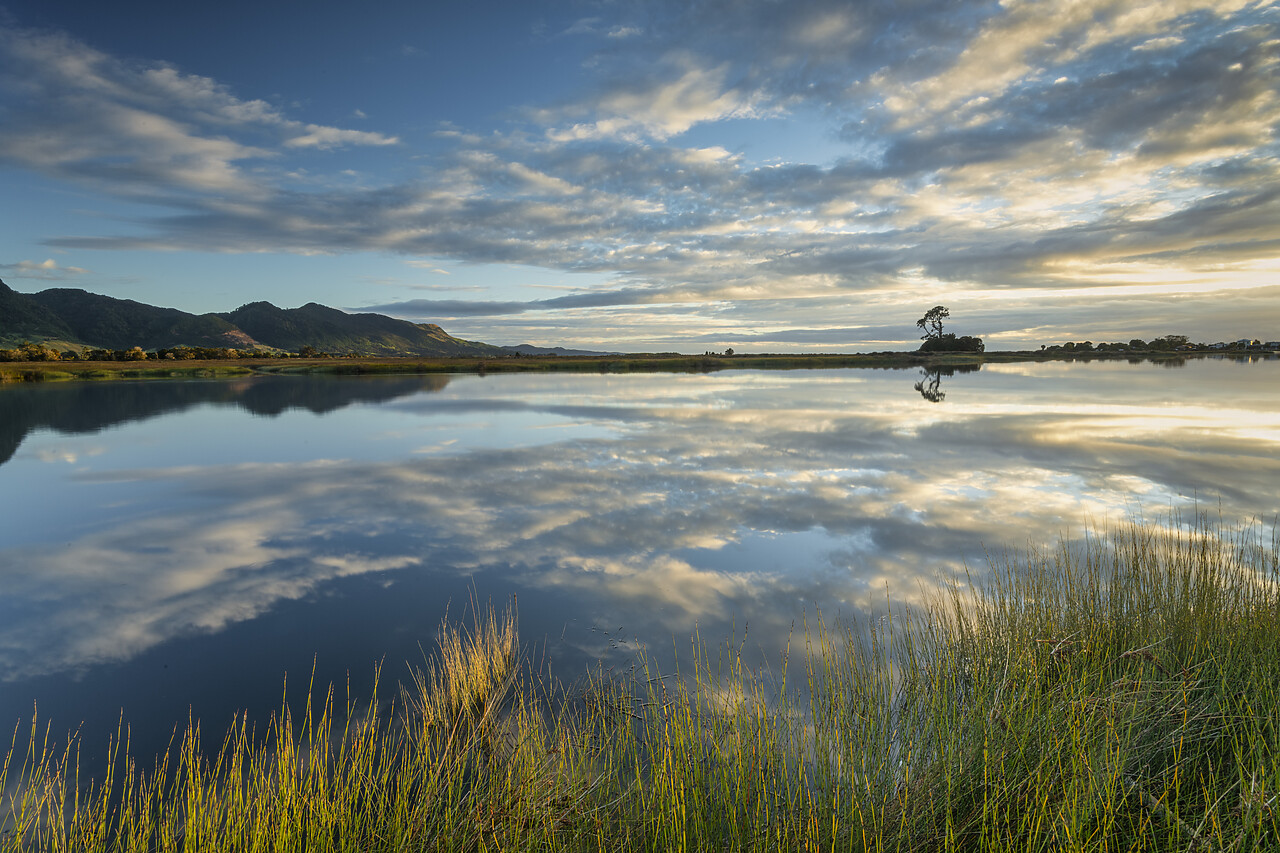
[2,358,1277,759]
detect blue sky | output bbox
[1,0,1277,351]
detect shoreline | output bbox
[3,349,1272,383]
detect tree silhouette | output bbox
[914,369,945,403]
[916,306,950,341]
[914,306,983,353]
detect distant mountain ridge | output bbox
[0,279,505,357]
[504,343,620,357]
[220,301,500,357]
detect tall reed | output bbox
[2,516,1276,851]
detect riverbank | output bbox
[4,517,1277,851]
[4,348,1268,383]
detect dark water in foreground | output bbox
[1,358,1278,760]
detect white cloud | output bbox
[876,0,1257,121]
[2,1,1277,348]
[545,56,773,142]
[1,258,90,279]
[0,25,398,201]
[789,9,862,49]
[561,17,603,37]
[1134,35,1186,52]
[285,124,399,149]
[405,260,452,274]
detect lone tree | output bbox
[915,305,984,353]
[916,305,950,341]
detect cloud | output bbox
[543,55,774,142]
[284,124,399,149]
[561,17,604,37]
[0,258,90,279]
[404,260,450,273]
[364,298,530,317]
[680,325,897,346]
[0,25,397,200]
[360,283,726,318]
[872,0,1258,123]
[3,1,1278,349]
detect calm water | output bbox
[2,358,1278,759]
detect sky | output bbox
[0,0,1277,352]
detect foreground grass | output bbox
[4,518,1278,852]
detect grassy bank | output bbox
[0,353,985,383]
[4,517,1278,851]
[2,349,1245,384]
[0,362,258,383]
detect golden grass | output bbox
[3,517,1277,851]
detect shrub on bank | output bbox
[919,334,985,353]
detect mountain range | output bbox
[0,278,507,357]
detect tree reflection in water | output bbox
[913,363,981,403]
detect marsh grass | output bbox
[3,518,1278,851]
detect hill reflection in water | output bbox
[1,360,1277,760]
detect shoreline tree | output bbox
[916,305,984,353]
[916,306,950,341]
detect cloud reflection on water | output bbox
[2,361,1278,704]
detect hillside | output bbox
[0,279,78,345]
[0,279,503,357]
[26,287,251,350]
[220,301,503,357]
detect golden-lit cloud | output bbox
[1,0,1276,348]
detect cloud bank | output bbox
[1,0,1276,348]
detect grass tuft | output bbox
[2,515,1277,851]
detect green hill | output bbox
[220,301,503,357]
[0,279,78,346]
[0,280,504,357]
[25,287,251,350]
